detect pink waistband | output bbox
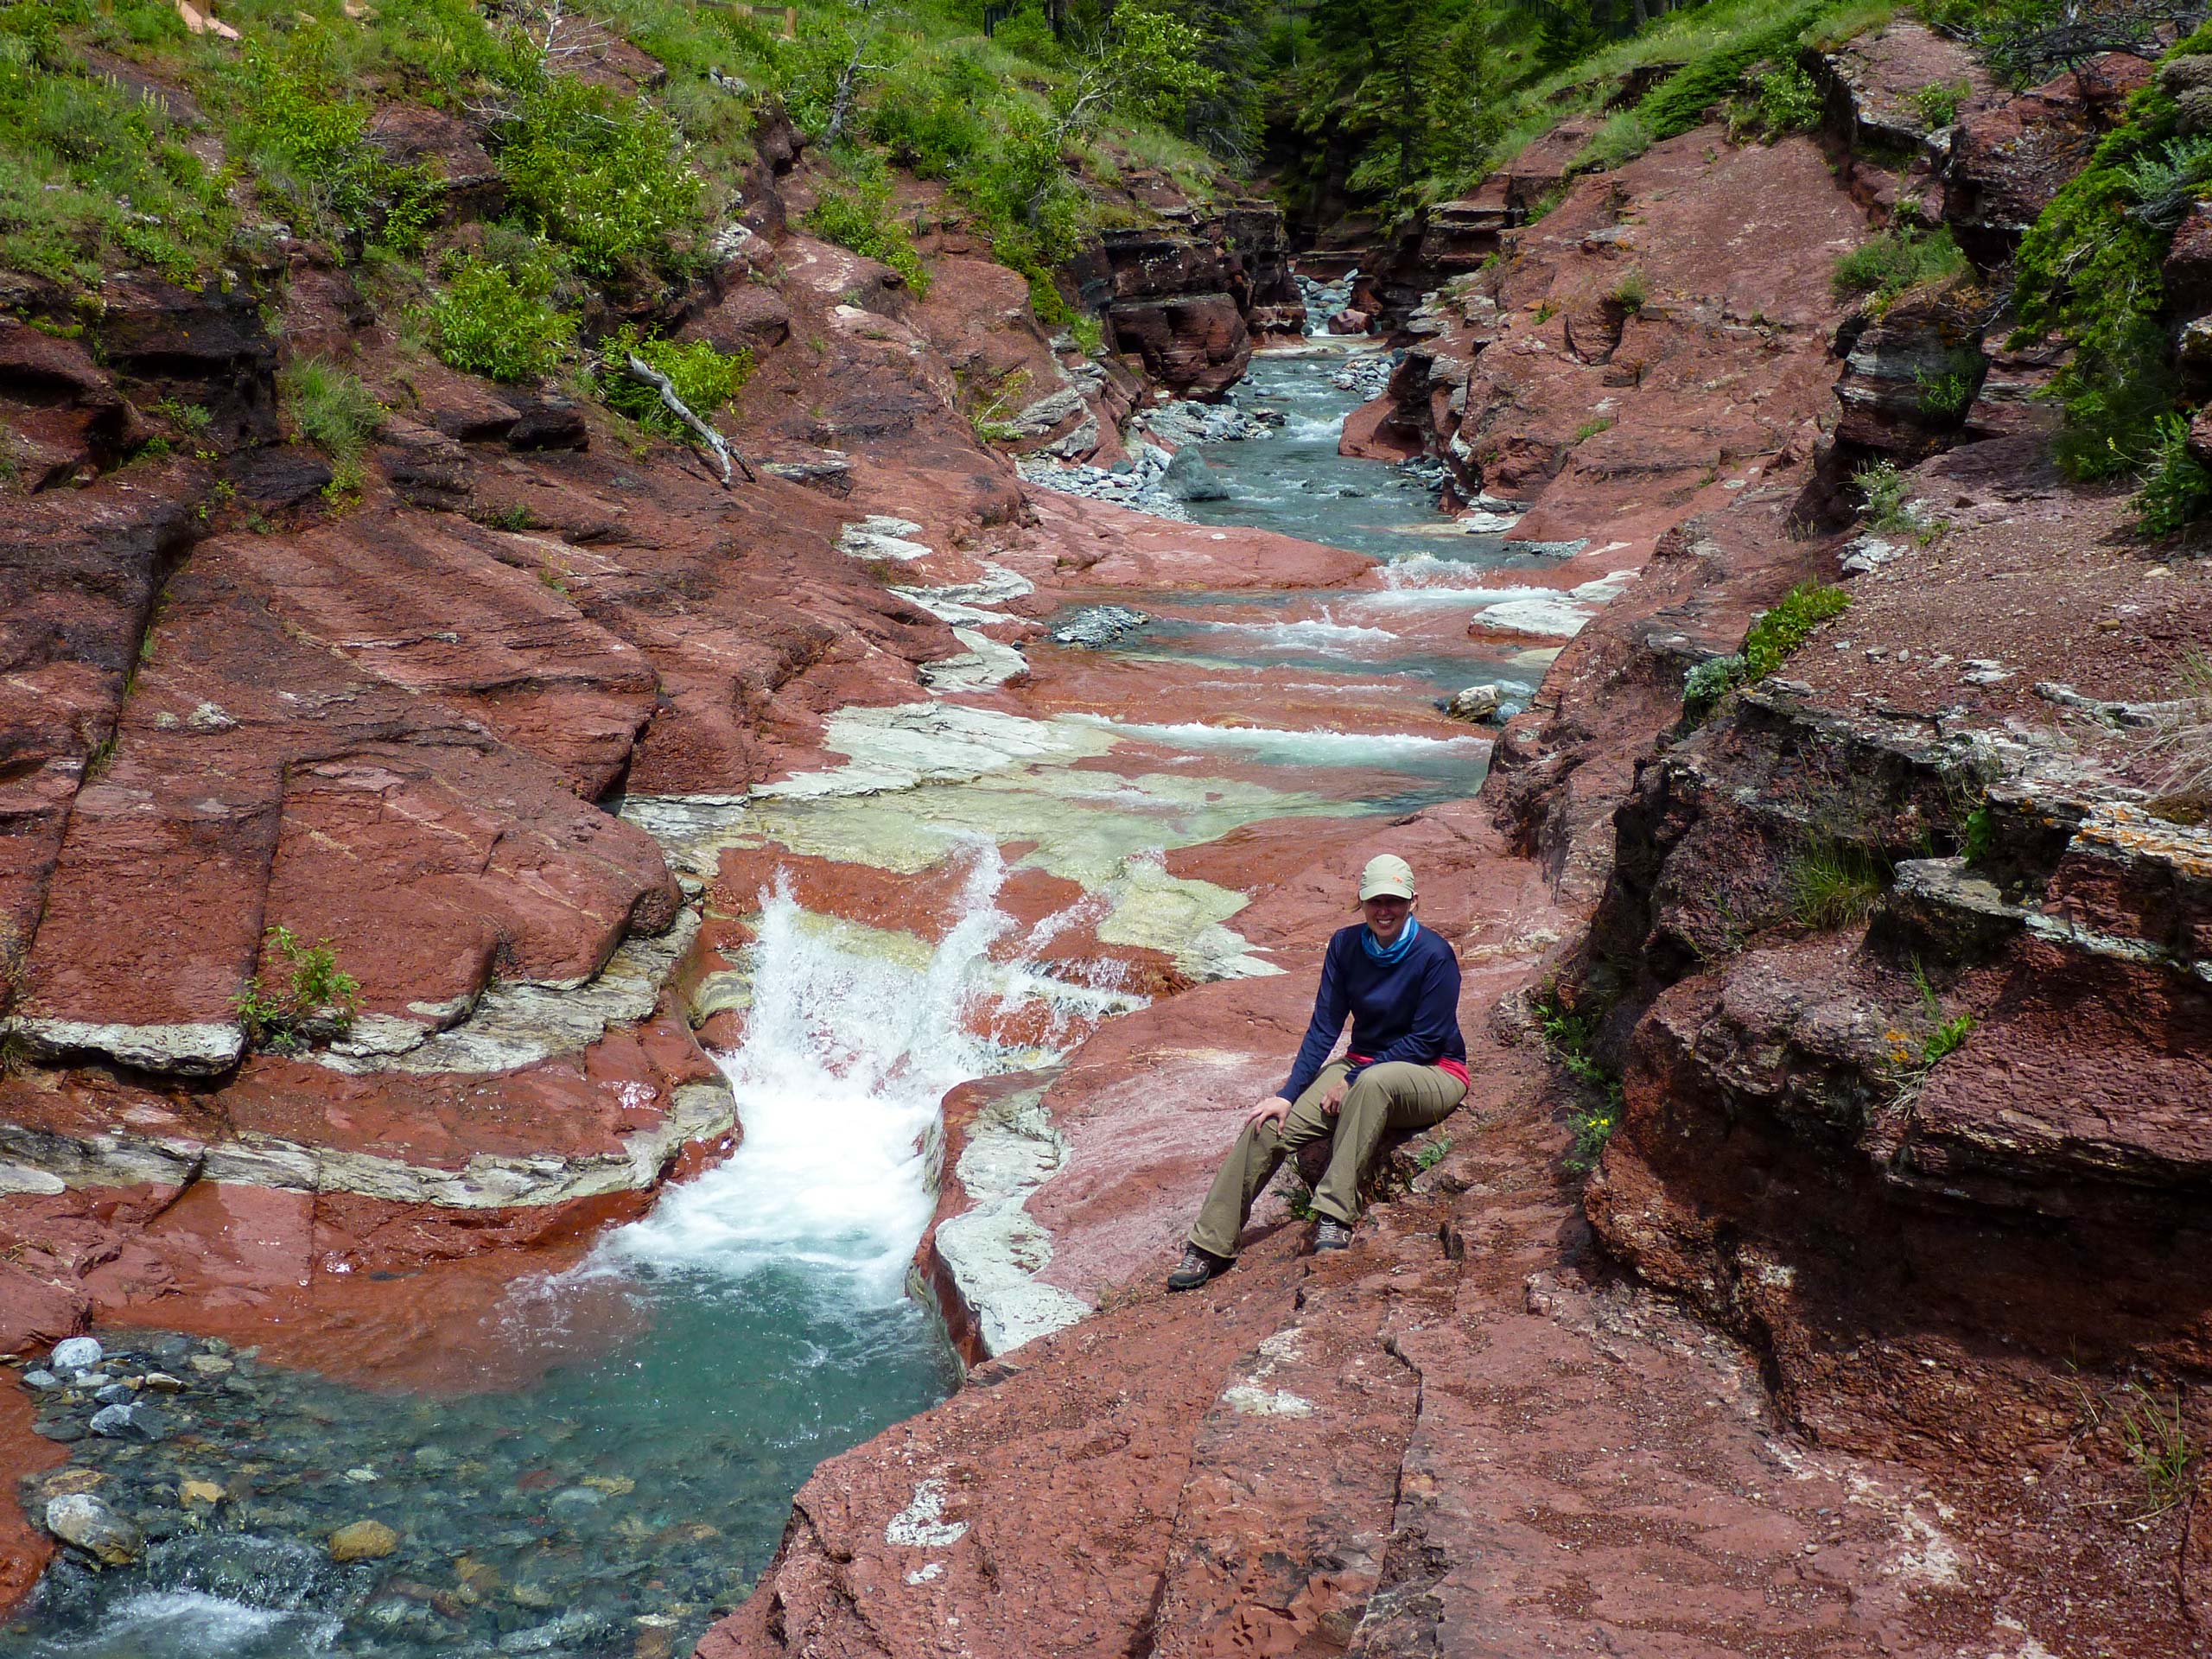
[1349,1054,1470,1088]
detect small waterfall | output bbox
[605,847,1141,1302]
[1299,270,1355,335]
[607,852,1016,1302]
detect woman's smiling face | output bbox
[1361,893,1412,944]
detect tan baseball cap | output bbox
[1357,854,1415,903]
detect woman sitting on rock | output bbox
[1168,854,1468,1290]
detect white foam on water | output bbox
[1188,607,1398,652]
[1067,714,1485,768]
[1371,554,1562,595]
[607,855,1017,1303]
[1272,412,1344,443]
[38,1592,340,1658]
[1360,563,1640,635]
[604,849,1141,1306]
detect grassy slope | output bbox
[0,0,1233,369]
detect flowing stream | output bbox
[3,336,1543,1659]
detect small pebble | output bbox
[328,1519,399,1561]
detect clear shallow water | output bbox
[1098,596,1541,702]
[1071,348,1564,713]
[7,347,1520,1659]
[1064,714,1493,817]
[1175,350,1516,568]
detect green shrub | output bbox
[1636,2,1824,145]
[1744,582,1852,678]
[1911,78,1967,128]
[2131,413,2212,537]
[1070,313,1106,356]
[1923,1011,1974,1065]
[804,175,931,296]
[1961,804,1995,864]
[2008,29,2212,479]
[429,257,574,382]
[1580,108,1654,169]
[597,326,753,437]
[280,358,384,489]
[154,397,213,435]
[236,924,360,1053]
[1914,350,1982,419]
[950,99,1087,309]
[1610,266,1649,313]
[1831,223,1969,311]
[1681,652,1747,722]
[1787,838,1890,929]
[500,73,703,278]
[1537,991,1624,1173]
[868,49,997,176]
[1754,58,1824,135]
[1853,459,1912,530]
[2118,132,2212,228]
[235,54,388,242]
[2013,137,2173,476]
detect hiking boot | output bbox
[1313,1217,1352,1252]
[1166,1244,1231,1292]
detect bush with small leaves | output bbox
[1854,459,1913,531]
[1743,582,1851,678]
[235,925,359,1053]
[1911,78,1968,128]
[429,257,574,383]
[2131,412,2212,537]
[1754,59,1824,136]
[499,73,703,278]
[1832,224,1969,313]
[597,327,753,439]
[804,175,931,296]
[1537,992,1624,1174]
[1681,652,1747,722]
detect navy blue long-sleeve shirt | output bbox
[1277,922,1466,1102]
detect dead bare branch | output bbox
[621,353,755,486]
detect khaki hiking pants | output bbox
[1188,1058,1465,1258]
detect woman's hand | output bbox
[1245,1094,1290,1132]
[1319,1075,1351,1116]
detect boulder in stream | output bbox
[1160,447,1230,501]
[1446,683,1504,722]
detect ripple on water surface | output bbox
[1173,353,1457,561]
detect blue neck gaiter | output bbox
[1359,913,1420,965]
